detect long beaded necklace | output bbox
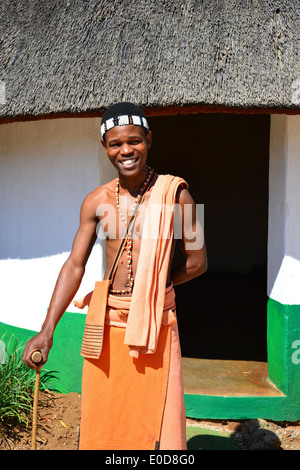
[110,166,154,295]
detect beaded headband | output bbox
[101,114,150,139]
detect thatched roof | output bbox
[0,0,299,120]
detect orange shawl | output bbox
[125,174,187,358]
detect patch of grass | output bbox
[186,426,242,450]
[0,335,56,427]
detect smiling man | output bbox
[22,102,207,450]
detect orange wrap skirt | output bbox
[79,284,186,450]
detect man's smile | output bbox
[119,157,139,168]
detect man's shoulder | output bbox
[91,178,117,195]
[156,173,188,191]
[157,172,185,181]
[82,178,117,207]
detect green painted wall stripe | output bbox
[267,298,288,394]
[267,297,300,399]
[49,311,85,393]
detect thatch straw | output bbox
[0,0,299,120]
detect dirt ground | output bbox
[0,391,81,450]
[0,390,300,450]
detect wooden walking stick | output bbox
[31,350,42,451]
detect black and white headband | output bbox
[101,114,150,139]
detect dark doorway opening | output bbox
[148,113,270,361]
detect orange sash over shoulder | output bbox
[124,174,188,357]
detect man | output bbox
[23,102,207,450]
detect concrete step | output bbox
[182,358,284,397]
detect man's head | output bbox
[101,102,150,142]
[101,102,152,178]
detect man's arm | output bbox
[22,192,98,369]
[171,187,207,286]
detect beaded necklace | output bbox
[110,166,154,295]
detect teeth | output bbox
[122,158,137,166]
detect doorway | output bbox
[147,112,270,362]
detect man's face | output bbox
[102,124,152,177]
